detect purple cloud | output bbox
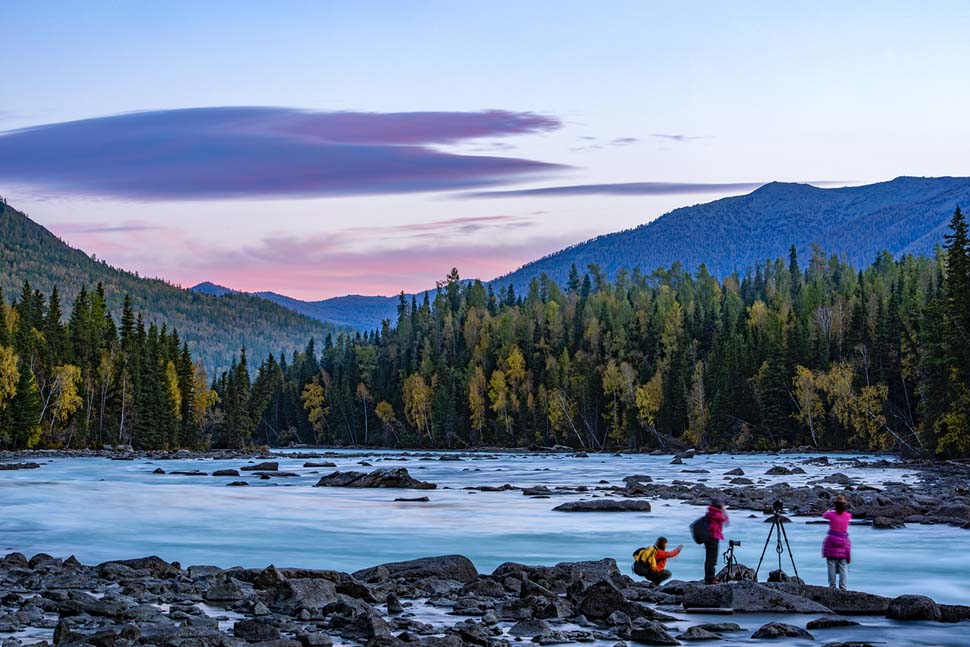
[460,181,768,198]
[0,107,564,200]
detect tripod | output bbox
[754,510,799,581]
[722,541,742,581]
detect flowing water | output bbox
[1,451,968,645]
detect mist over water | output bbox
[2,450,968,609]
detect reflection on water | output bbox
[1,450,967,607]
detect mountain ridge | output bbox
[0,202,342,373]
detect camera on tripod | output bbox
[772,499,784,514]
[729,539,741,547]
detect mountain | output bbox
[492,176,970,290]
[0,201,342,373]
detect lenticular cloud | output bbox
[0,107,563,200]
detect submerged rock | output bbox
[314,467,437,489]
[553,500,652,512]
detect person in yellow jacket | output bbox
[633,537,683,585]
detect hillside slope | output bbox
[0,202,341,373]
[492,176,970,290]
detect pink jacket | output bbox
[822,511,852,561]
[707,506,728,540]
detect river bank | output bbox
[2,551,968,647]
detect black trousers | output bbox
[646,569,672,585]
[704,539,719,583]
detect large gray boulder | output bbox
[353,555,478,583]
[629,620,680,645]
[268,578,338,615]
[886,594,942,621]
[750,622,813,639]
[770,583,890,615]
[553,500,652,512]
[314,467,436,489]
[682,581,831,614]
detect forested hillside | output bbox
[0,201,341,373]
[199,209,968,458]
[494,176,970,292]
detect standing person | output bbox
[822,494,852,590]
[705,498,729,584]
[633,537,683,585]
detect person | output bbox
[704,497,729,584]
[633,537,683,585]
[822,494,851,590]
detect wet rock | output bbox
[509,618,551,636]
[806,617,860,630]
[675,626,721,641]
[386,593,404,614]
[0,462,41,470]
[871,516,905,529]
[724,468,745,476]
[715,563,755,582]
[771,583,890,615]
[296,631,333,647]
[820,473,852,485]
[269,578,338,615]
[303,462,337,468]
[242,462,279,471]
[234,619,281,642]
[886,594,941,621]
[692,623,741,634]
[940,603,970,623]
[354,555,478,583]
[153,467,166,474]
[523,486,553,496]
[395,496,431,502]
[315,468,436,490]
[227,481,250,486]
[682,581,830,614]
[212,469,241,477]
[254,565,287,589]
[629,620,679,645]
[553,500,651,512]
[750,622,813,639]
[765,466,792,475]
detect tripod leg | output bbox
[754,523,775,580]
[778,520,799,580]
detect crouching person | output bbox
[633,537,683,585]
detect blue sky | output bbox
[2,1,969,297]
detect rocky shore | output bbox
[1,551,967,647]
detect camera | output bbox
[772,499,784,513]
[729,539,741,547]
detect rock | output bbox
[716,563,755,582]
[629,620,679,645]
[315,468,436,489]
[872,516,905,529]
[153,467,166,474]
[386,593,404,614]
[0,462,41,470]
[353,555,478,583]
[682,581,830,614]
[297,631,333,647]
[269,578,338,615]
[886,594,942,621]
[242,461,279,471]
[509,618,551,636]
[575,581,673,622]
[523,486,552,496]
[821,473,852,485]
[227,481,250,486]
[940,604,970,623]
[675,626,721,641]
[765,466,792,475]
[553,500,651,512]
[234,619,281,642]
[806,617,860,630]
[96,555,179,578]
[394,496,431,502]
[212,469,241,477]
[771,584,890,615]
[669,458,683,465]
[750,622,813,640]
[205,575,249,602]
[692,623,741,633]
[303,462,337,468]
[724,468,745,476]
[254,565,287,589]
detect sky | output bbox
[2,1,970,299]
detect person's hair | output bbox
[655,536,668,548]
[834,500,847,513]
[711,497,725,509]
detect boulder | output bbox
[806,617,860,630]
[212,469,241,477]
[242,461,279,471]
[297,631,333,647]
[750,622,813,639]
[886,594,941,621]
[724,468,745,476]
[871,516,905,529]
[675,626,721,641]
[770,583,890,615]
[234,619,281,642]
[629,620,679,645]
[509,618,551,636]
[692,623,742,633]
[940,604,970,623]
[553,500,652,512]
[268,578,338,615]
[96,555,179,578]
[766,466,792,475]
[682,581,830,614]
[353,555,478,583]
[315,468,436,490]
[304,462,337,468]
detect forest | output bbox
[1,208,968,456]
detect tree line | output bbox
[2,208,968,456]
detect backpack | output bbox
[633,546,658,576]
[690,515,711,544]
